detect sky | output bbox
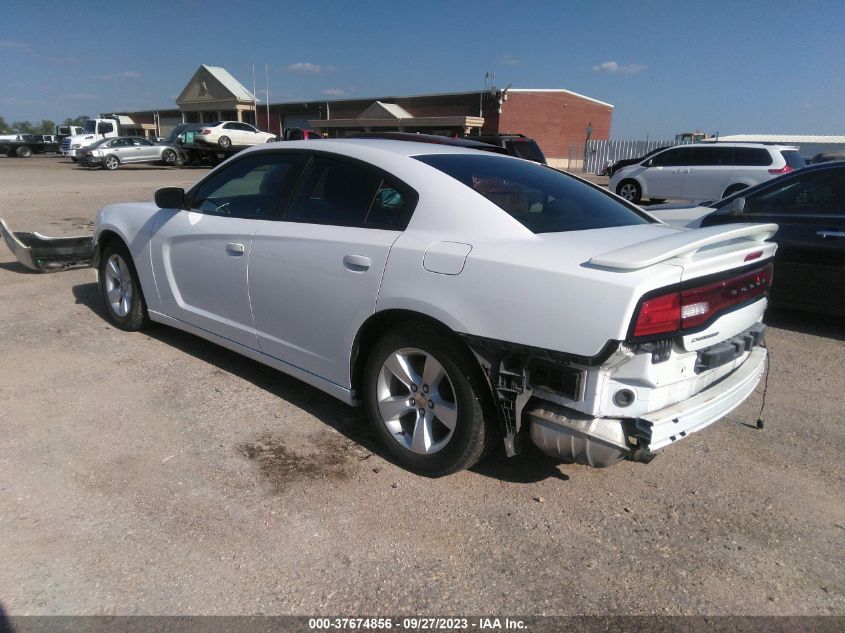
[1,0,844,139]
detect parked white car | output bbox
[195,121,277,148]
[610,142,805,204]
[93,139,776,475]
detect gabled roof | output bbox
[358,101,415,119]
[201,65,256,102]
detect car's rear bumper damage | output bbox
[465,322,768,467]
[0,218,93,272]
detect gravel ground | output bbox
[0,156,843,616]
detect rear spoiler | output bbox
[588,223,778,270]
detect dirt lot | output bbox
[0,156,843,616]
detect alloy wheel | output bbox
[103,253,133,317]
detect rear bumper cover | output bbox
[636,347,767,450]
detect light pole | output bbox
[584,121,593,171]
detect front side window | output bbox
[743,170,845,216]
[189,153,300,219]
[650,147,691,167]
[416,153,652,233]
[132,138,152,146]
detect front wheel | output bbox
[364,323,497,476]
[16,145,32,158]
[218,136,231,149]
[98,242,149,331]
[103,155,120,170]
[616,179,642,203]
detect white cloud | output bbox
[592,60,647,74]
[101,71,142,81]
[322,88,348,96]
[0,40,30,50]
[285,62,323,74]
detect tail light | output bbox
[199,128,211,135]
[768,165,794,175]
[632,263,773,338]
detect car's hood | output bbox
[645,205,716,228]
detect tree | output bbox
[36,119,56,134]
[62,115,90,127]
[0,115,9,133]
[11,121,35,134]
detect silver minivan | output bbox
[609,143,805,203]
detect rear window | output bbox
[734,147,773,166]
[415,153,653,234]
[781,150,806,170]
[506,140,546,163]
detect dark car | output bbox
[696,161,845,315]
[463,133,547,164]
[605,145,670,177]
[347,131,508,155]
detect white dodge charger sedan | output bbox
[93,139,777,476]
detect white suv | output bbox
[610,143,805,204]
[195,121,277,148]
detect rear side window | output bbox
[744,169,845,216]
[285,156,416,229]
[734,148,773,166]
[781,150,806,170]
[416,153,652,234]
[689,146,734,165]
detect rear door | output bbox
[149,152,302,349]
[701,167,845,311]
[249,154,414,387]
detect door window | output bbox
[689,146,734,166]
[189,153,300,219]
[650,147,691,167]
[285,157,384,226]
[744,170,845,216]
[132,138,153,146]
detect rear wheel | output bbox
[103,155,120,170]
[161,148,177,165]
[364,323,497,476]
[616,179,642,203]
[98,242,149,331]
[218,136,231,149]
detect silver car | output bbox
[79,136,181,170]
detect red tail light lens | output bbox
[632,263,773,338]
[768,165,794,175]
[200,129,210,134]
[633,293,681,337]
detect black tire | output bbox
[648,198,666,204]
[103,155,120,170]
[723,183,748,198]
[98,241,149,331]
[218,136,231,149]
[16,145,32,158]
[70,157,78,163]
[363,322,497,476]
[616,179,642,204]
[161,148,177,165]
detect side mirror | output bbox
[724,196,746,215]
[155,187,186,209]
[642,159,653,167]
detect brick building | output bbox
[123,66,613,167]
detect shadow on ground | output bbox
[764,306,845,341]
[72,281,568,483]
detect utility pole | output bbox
[265,62,270,132]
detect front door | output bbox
[149,152,301,349]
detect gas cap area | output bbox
[423,241,472,275]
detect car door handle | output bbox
[343,254,371,271]
[226,242,245,255]
[817,230,845,239]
